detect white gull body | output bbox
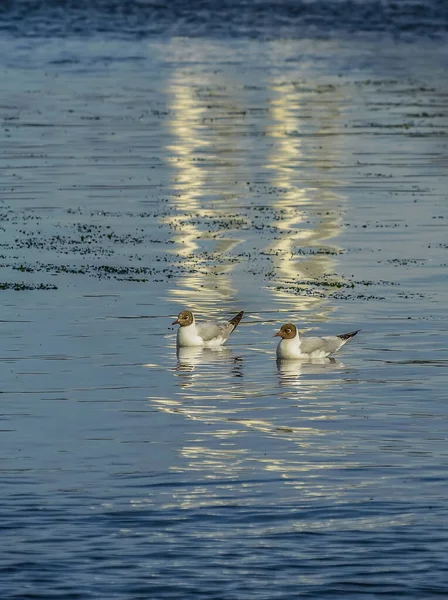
[275,323,360,359]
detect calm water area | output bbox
[1,2,448,598]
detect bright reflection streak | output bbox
[164,73,206,269]
[146,42,357,509]
[164,69,247,310]
[265,79,346,315]
[145,352,346,509]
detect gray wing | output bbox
[300,335,344,355]
[196,320,232,342]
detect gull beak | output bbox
[273,331,281,337]
[172,318,179,325]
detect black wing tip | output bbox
[229,310,244,330]
[337,329,361,341]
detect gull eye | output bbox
[285,328,290,333]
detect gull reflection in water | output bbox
[174,346,244,388]
[276,357,345,388]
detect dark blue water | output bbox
[1,0,448,39]
[1,3,448,599]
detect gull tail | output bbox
[336,329,361,341]
[228,311,244,332]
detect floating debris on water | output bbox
[0,282,58,291]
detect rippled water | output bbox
[1,7,448,598]
[1,0,448,38]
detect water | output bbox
[1,3,448,598]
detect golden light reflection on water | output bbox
[151,45,356,508]
[164,72,211,305]
[162,52,351,322]
[265,80,346,315]
[145,351,348,508]
[163,69,248,310]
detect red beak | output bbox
[172,319,179,325]
[274,331,281,337]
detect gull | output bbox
[274,323,360,359]
[172,310,244,348]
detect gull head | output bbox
[274,323,297,340]
[172,310,194,327]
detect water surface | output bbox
[1,8,448,599]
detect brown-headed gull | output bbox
[172,310,244,348]
[274,323,360,359]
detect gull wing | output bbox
[196,312,243,343]
[196,320,232,343]
[300,335,344,356]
